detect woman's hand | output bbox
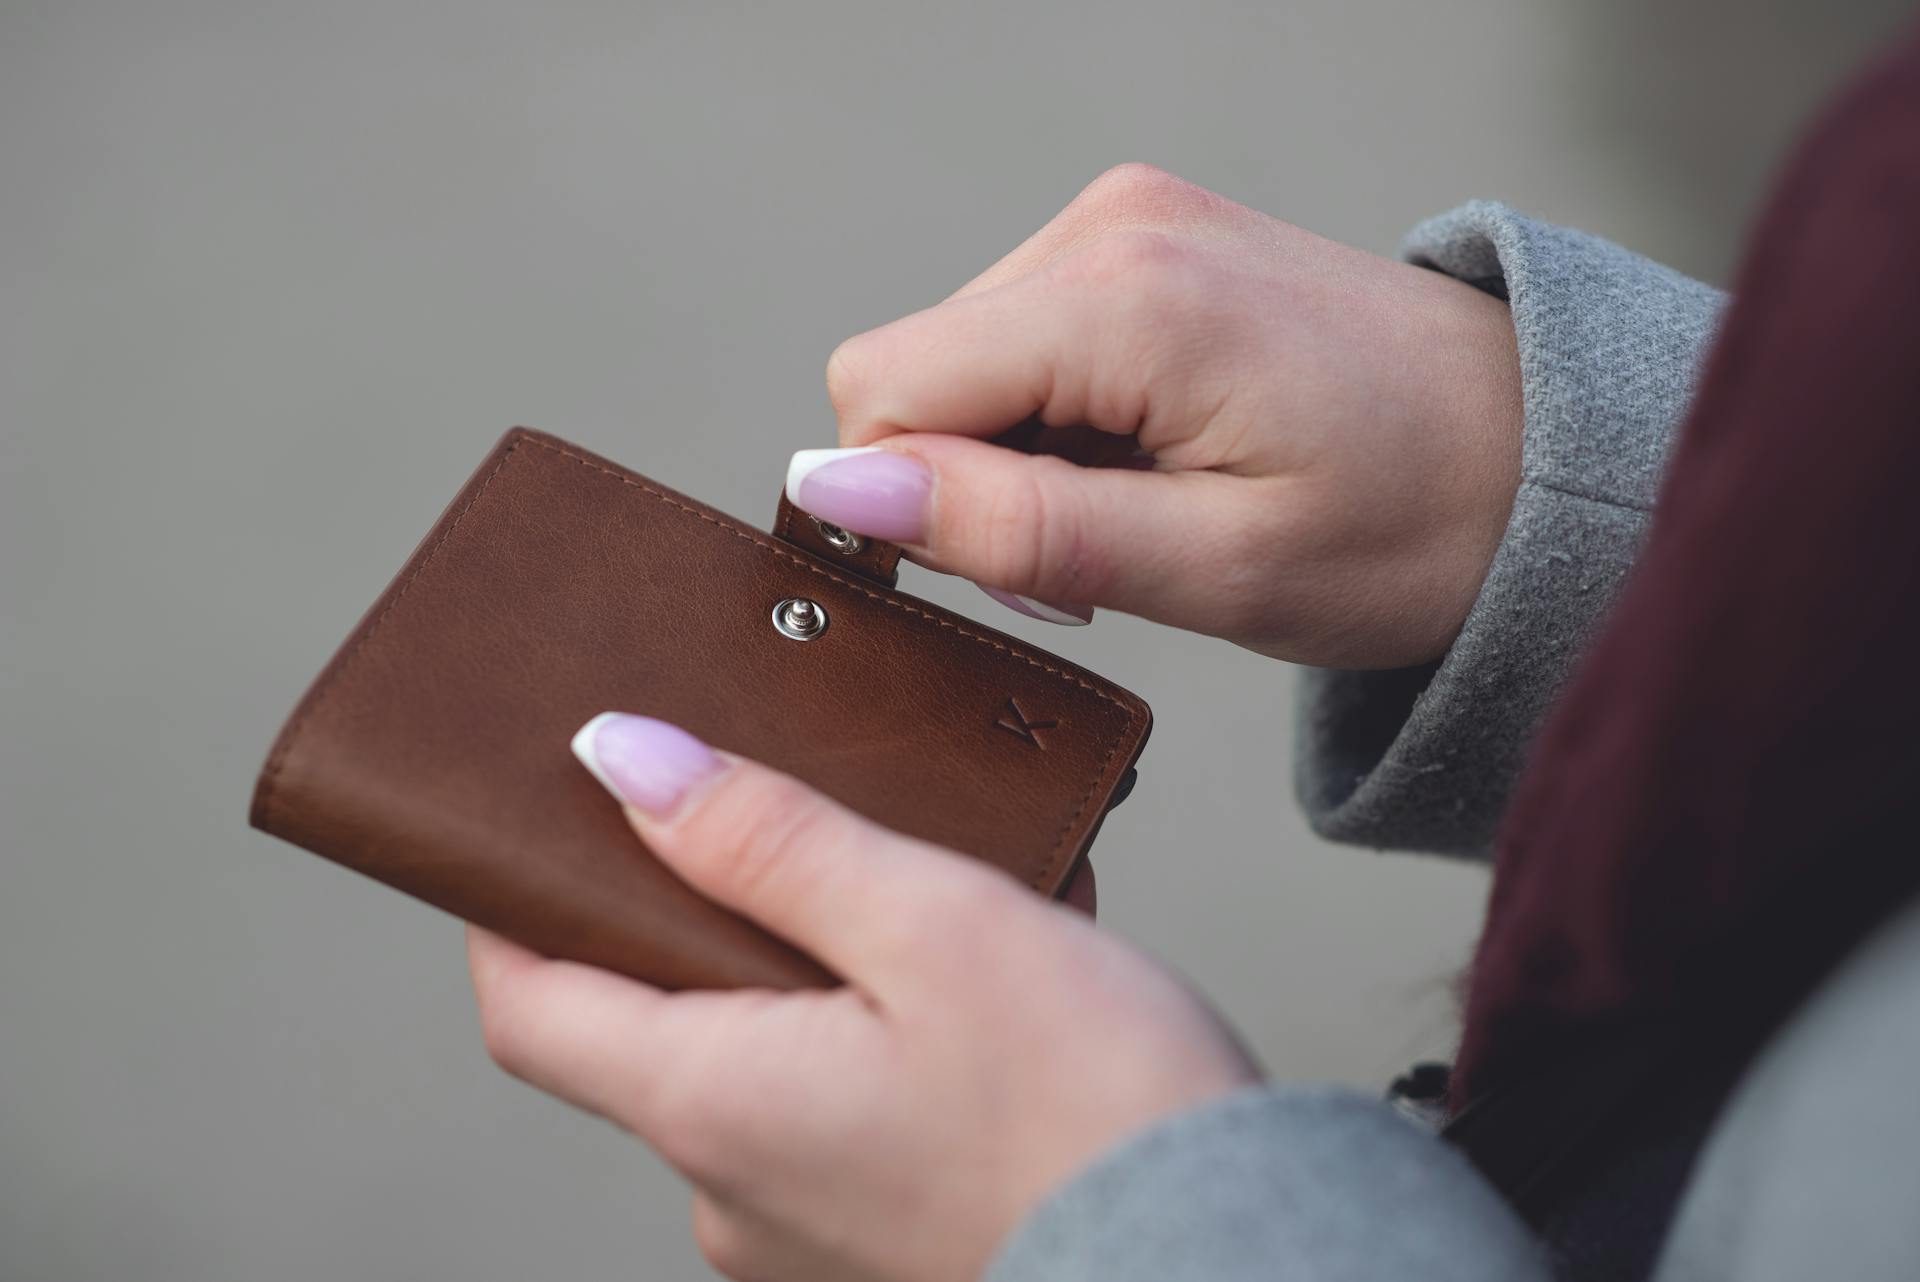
[790,164,1523,669]
[468,713,1259,1282]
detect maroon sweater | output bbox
[1453,25,1920,1107]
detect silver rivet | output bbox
[812,518,866,555]
[772,597,829,641]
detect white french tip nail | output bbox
[570,712,622,797]
[786,446,882,504]
[1014,595,1091,626]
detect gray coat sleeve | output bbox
[1653,894,1920,1282]
[987,906,1920,1282]
[1296,202,1727,858]
[984,1087,1547,1282]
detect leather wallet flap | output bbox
[772,491,903,586]
[251,428,1151,990]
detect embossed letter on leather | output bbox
[251,429,1152,990]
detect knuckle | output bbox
[475,985,537,1079]
[1073,162,1226,231]
[965,461,1050,594]
[1009,455,1112,601]
[1032,469,1111,601]
[824,333,874,417]
[683,772,833,906]
[644,1055,760,1183]
[650,1099,729,1182]
[691,1200,756,1279]
[1076,161,1193,217]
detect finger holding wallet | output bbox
[469,713,1258,1282]
[790,163,1526,670]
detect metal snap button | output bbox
[812,518,866,555]
[772,597,829,641]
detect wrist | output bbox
[1418,276,1525,661]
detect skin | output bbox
[470,164,1526,1279]
[830,162,1523,668]
[468,756,1258,1282]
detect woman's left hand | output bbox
[468,713,1259,1282]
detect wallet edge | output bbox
[249,426,1155,907]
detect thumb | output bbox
[787,433,1270,633]
[570,712,1029,991]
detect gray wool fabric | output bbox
[984,1089,1548,1282]
[1653,893,1920,1282]
[1295,201,1726,858]
[985,900,1920,1282]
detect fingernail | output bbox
[979,585,1094,626]
[786,447,932,543]
[571,713,723,817]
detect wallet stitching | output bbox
[1039,726,1121,891]
[778,494,904,584]
[519,437,1138,889]
[262,434,1138,893]
[525,436,1129,710]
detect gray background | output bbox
[2,2,1909,1279]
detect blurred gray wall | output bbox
[2,2,1909,1279]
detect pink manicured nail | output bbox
[979,585,1094,626]
[570,713,723,817]
[786,448,932,543]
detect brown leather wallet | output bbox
[250,428,1151,989]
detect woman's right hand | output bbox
[789,164,1524,670]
